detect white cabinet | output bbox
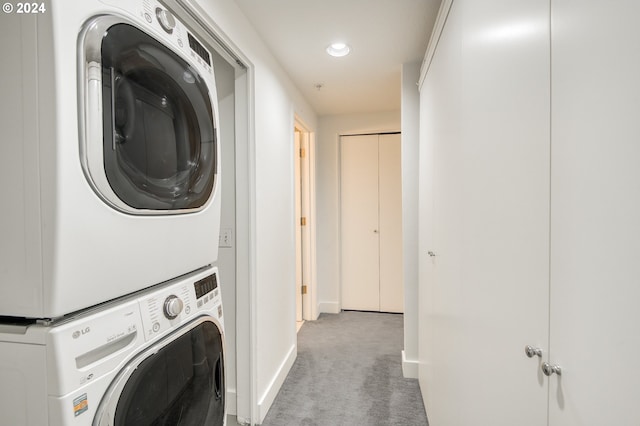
[549,0,640,424]
[340,133,403,313]
[419,0,550,424]
[418,0,640,424]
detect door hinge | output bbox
[301,285,308,295]
[301,217,307,226]
[300,148,306,158]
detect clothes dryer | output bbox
[0,266,226,426]
[0,0,221,317]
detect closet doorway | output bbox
[340,133,403,313]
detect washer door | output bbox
[94,319,225,425]
[81,17,217,214]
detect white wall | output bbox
[401,62,421,379]
[316,111,401,314]
[189,0,318,422]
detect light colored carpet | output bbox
[261,311,429,425]
[227,414,243,425]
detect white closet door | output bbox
[379,134,403,313]
[418,4,465,417]
[549,1,640,424]
[419,0,551,424]
[341,134,380,311]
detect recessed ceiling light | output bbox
[326,42,351,57]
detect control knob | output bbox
[163,295,183,320]
[156,8,176,33]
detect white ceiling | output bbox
[232,0,442,116]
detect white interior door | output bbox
[300,131,312,321]
[549,1,640,424]
[340,134,403,312]
[378,133,403,313]
[340,134,380,311]
[294,130,303,322]
[419,0,551,423]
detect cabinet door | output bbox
[341,134,381,311]
[549,1,640,424]
[419,0,551,424]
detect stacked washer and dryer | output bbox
[0,0,226,424]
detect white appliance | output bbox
[0,266,226,426]
[0,0,221,318]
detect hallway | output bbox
[262,311,427,426]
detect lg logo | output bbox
[72,327,91,339]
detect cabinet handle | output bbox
[428,251,436,257]
[525,345,542,358]
[542,362,562,376]
[373,229,378,233]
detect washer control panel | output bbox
[139,282,191,340]
[155,7,176,33]
[163,295,184,319]
[138,268,221,341]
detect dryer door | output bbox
[94,319,225,425]
[81,17,217,214]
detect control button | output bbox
[152,322,160,332]
[197,300,203,308]
[185,305,191,315]
[163,295,184,320]
[144,13,152,23]
[156,8,176,33]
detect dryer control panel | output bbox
[98,0,214,75]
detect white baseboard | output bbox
[318,301,340,314]
[257,344,297,423]
[225,388,237,416]
[402,350,419,379]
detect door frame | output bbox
[171,1,257,423]
[294,117,318,321]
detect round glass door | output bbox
[108,321,225,425]
[85,21,217,212]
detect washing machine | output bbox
[0,265,226,426]
[0,0,222,318]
